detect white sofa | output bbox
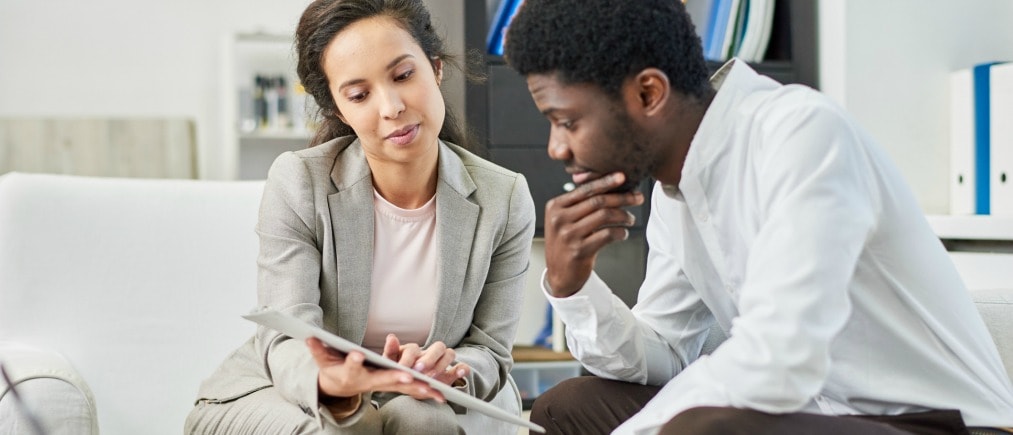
[0,172,520,435]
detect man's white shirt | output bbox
[543,60,1013,435]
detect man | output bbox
[503,0,1013,434]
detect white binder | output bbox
[950,68,976,215]
[991,62,1013,216]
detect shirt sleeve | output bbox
[544,184,717,385]
[615,100,881,434]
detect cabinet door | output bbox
[489,147,649,234]
[488,65,550,147]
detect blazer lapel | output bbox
[429,142,479,344]
[327,140,375,344]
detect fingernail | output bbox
[457,369,466,377]
[414,363,425,371]
[623,229,630,240]
[400,374,412,383]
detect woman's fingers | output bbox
[433,362,470,386]
[398,343,422,368]
[412,342,450,374]
[382,333,401,361]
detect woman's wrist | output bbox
[319,392,362,419]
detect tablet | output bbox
[242,308,546,433]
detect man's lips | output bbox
[571,171,594,185]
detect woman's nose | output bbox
[380,89,406,119]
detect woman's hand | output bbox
[306,338,445,402]
[383,334,471,387]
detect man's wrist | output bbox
[543,270,584,298]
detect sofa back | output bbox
[0,172,264,434]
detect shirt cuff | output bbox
[541,268,615,323]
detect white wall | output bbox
[818,0,1013,214]
[0,0,464,180]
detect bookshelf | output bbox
[221,32,314,180]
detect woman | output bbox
[185,0,535,433]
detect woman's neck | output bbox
[367,148,439,209]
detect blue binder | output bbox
[973,62,1003,215]
[486,0,525,56]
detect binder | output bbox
[991,62,1013,216]
[486,0,524,56]
[685,0,716,52]
[705,0,734,61]
[950,68,976,215]
[973,64,997,214]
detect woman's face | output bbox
[322,16,445,164]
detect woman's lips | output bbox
[386,124,419,145]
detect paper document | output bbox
[242,308,546,433]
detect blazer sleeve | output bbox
[453,173,536,403]
[252,152,352,427]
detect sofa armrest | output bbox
[970,289,1013,380]
[0,342,98,435]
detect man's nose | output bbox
[547,132,571,161]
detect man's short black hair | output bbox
[504,0,710,99]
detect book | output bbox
[735,0,775,62]
[242,308,546,433]
[705,0,734,61]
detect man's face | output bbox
[527,73,657,193]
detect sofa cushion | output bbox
[970,289,1013,380]
[0,173,264,435]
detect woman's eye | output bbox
[348,92,367,102]
[560,120,574,130]
[395,69,414,81]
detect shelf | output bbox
[239,131,312,141]
[512,345,574,363]
[925,215,1013,241]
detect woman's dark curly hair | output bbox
[295,0,475,149]
[504,0,710,100]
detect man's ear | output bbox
[629,68,670,117]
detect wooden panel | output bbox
[0,118,196,178]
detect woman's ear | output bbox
[432,57,444,86]
[333,109,348,125]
